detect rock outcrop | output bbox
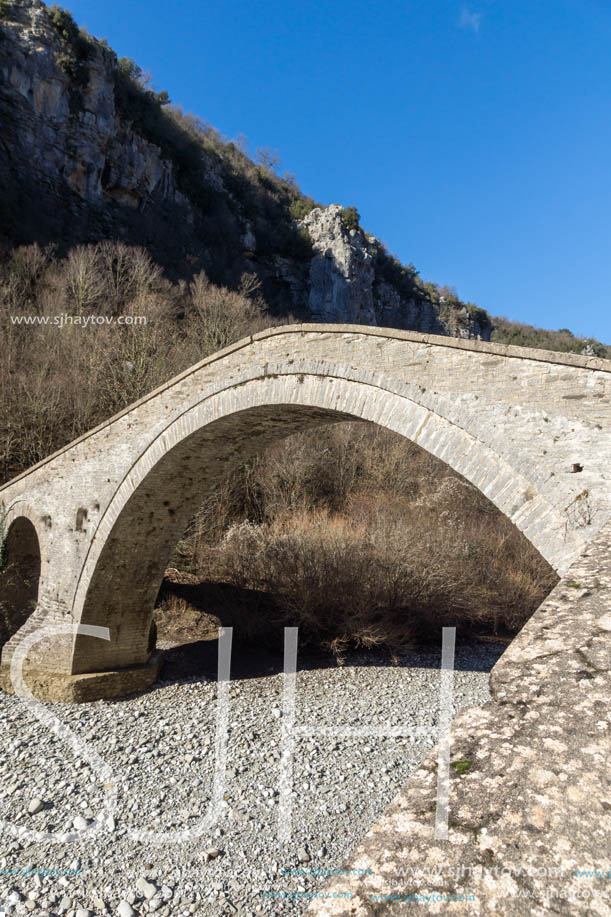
[0,0,492,340]
[0,0,198,263]
[302,204,377,324]
[301,205,492,337]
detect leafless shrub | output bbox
[201,497,554,658]
[96,241,163,313]
[0,242,272,483]
[169,424,558,656]
[187,270,267,354]
[62,244,106,314]
[0,243,54,311]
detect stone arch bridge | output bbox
[1,324,611,701]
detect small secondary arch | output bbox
[0,513,42,649]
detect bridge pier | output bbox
[0,502,161,701]
[0,656,161,703]
[0,576,160,702]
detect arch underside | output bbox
[0,516,41,651]
[72,402,352,673]
[69,371,576,676]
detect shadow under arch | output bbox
[70,369,568,676]
[0,515,42,650]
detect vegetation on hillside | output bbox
[0,242,276,483]
[38,3,497,325]
[491,316,611,358]
[48,3,92,87]
[31,5,312,282]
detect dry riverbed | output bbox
[0,641,505,916]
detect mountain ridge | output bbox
[0,0,490,340]
[0,0,608,356]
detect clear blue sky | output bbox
[67,0,611,341]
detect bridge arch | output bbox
[0,510,42,651]
[70,365,568,675]
[0,323,608,698]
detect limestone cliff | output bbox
[302,205,377,325]
[0,0,492,340]
[0,0,201,264]
[301,205,492,337]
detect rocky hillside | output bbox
[0,0,492,338]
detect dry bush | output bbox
[169,422,558,655]
[97,241,163,312]
[188,270,268,354]
[203,497,554,658]
[0,243,55,311]
[178,420,481,548]
[62,244,106,313]
[0,242,273,484]
[211,510,414,655]
[39,241,166,317]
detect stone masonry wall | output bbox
[306,513,611,915]
[0,324,610,683]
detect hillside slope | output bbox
[1,0,608,355]
[0,0,491,337]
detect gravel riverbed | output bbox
[0,641,505,916]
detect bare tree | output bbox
[188,271,267,355]
[255,146,280,174]
[63,245,105,314]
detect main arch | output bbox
[1,324,610,701]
